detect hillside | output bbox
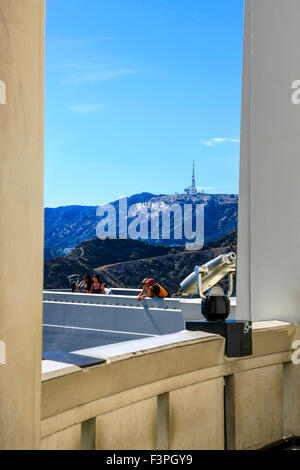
[44,192,238,259]
[44,230,237,294]
[96,231,237,295]
[44,238,182,290]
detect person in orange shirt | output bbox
[148,283,169,298]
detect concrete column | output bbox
[237,0,300,323]
[0,0,45,449]
[157,393,169,450]
[81,418,96,450]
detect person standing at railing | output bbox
[138,278,169,300]
[76,274,93,293]
[138,278,155,301]
[90,274,105,294]
[148,283,169,298]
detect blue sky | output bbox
[45,0,244,208]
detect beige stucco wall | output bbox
[226,364,283,450]
[169,378,224,450]
[41,424,81,451]
[96,398,157,450]
[0,0,45,449]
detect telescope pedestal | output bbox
[185,320,253,358]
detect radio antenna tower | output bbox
[184,161,198,195]
[192,160,196,191]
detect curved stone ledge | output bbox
[41,322,300,450]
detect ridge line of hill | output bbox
[44,230,237,294]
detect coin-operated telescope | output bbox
[181,253,252,358]
[180,252,236,320]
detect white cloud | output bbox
[63,68,137,85]
[55,58,138,85]
[197,186,215,192]
[67,103,104,114]
[200,137,240,147]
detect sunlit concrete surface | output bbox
[73,330,218,362]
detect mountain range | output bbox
[45,192,238,260]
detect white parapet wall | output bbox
[43,301,184,336]
[43,291,236,326]
[43,291,182,310]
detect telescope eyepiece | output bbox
[227,252,236,262]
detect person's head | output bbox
[93,274,102,284]
[141,278,149,286]
[146,278,155,287]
